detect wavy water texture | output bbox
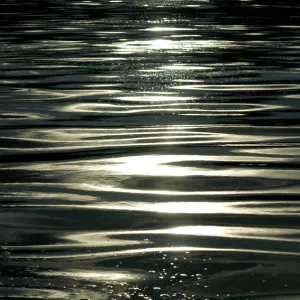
[1,0,300,299]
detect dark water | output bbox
[1,0,300,299]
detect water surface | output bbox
[1,0,300,299]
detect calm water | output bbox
[1,0,300,299]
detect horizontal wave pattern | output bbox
[1,0,300,299]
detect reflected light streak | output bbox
[135,201,228,214]
[4,201,300,217]
[9,246,300,260]
[19,88,123,101]
[172,83,300,91]
[163,225,300,242]
[4,182,300,198]
[83,200,298,216]
[102,154,293,178]
[143,27,196,32]
[115,95,195,102]
[90,200,300,216]
[91,225,300,242]
[39,270,135,281]
[114,39,229,54]
[90,182,300,195]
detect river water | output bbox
[1,0,300,299]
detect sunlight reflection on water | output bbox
[1,0,300,299]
